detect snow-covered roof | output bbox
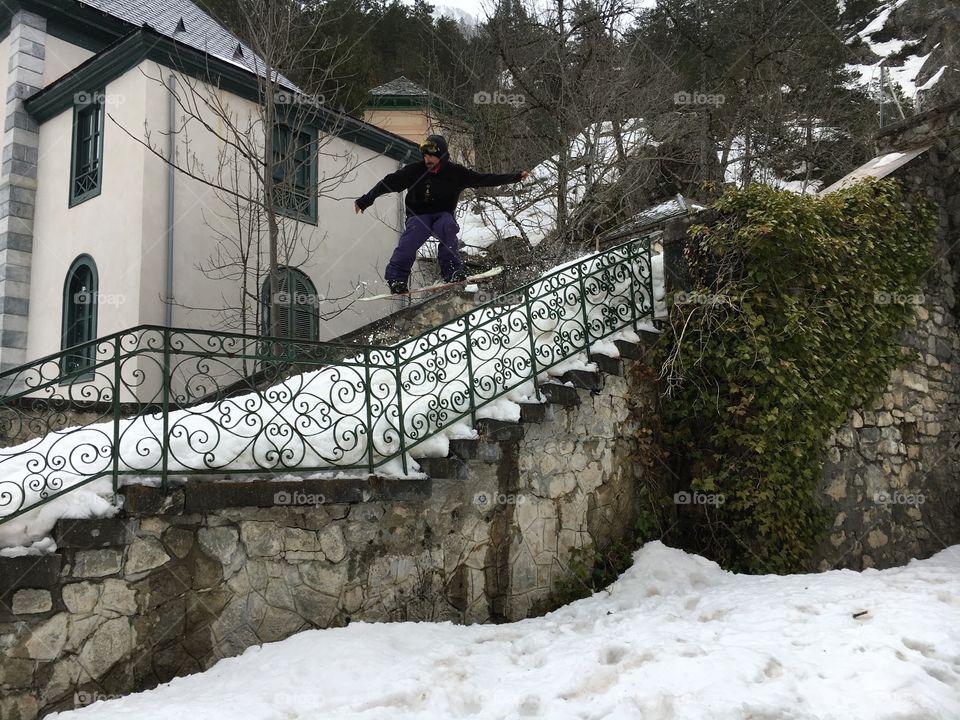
[78,0,267,78]
[818,144,932,195]
[370,76,431,97]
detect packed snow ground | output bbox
[51,541,960,720]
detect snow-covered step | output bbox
[476,418,525,442]
[540,382,580,406]
[0,554,61,593]
[559,369,603,391]
[54,518,131,549]
[417,456,468,480]
[121,476,433,514]
[589,353,623,376]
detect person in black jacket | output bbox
[355,134,528,294]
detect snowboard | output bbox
[360,266,503,301]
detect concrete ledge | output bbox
[54,518,133,548]
[183,476,431,511]
[0,553,60,591]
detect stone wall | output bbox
[815,101,960,570]
[0,341,657,720]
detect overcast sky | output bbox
[429,0,658,27]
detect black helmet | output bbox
[419,134,449,159]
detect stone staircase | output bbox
[0,331,660,720]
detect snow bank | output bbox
[50,541,960,719]
[0,246,664,548]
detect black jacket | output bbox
[356,135,522,217]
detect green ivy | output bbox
[661,178,935,573]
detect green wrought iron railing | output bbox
[0,235,655,527]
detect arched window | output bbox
[260,267,319,341]
[61,255,99,378]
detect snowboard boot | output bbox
[388,279,409,295]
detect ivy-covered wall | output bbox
[817,102,960,570]
[658,101,960,572]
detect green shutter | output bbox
[261,268,319,342]
[271,122,318,224]
[60,255,99,381]
[70,94,105,206]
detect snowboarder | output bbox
[354,134,529,294]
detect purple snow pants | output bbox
[385,212,465,283]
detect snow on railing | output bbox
[0,236,658,546]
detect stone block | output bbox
[540,382,580,406]
[62,582,99,614]
[518,402,547,423]
[14,612,68,660]
[54,518,132,548]
[97,579,137,616]
[197,526,239,565]
[11,588,52,614]
[77,617,133,678]
[476,418,524,441]
[417,455,467,480]
[72,549,122,578]
[560,369,603,391]
[449,438,478,459]
[318,525,346,563]
[124,537,171,575]
[589,353,622,376]
[0,554,60,590]
[613,339,643,359]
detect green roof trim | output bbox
[366,95,474,124]
[23,27,419,162]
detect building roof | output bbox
[370,76,431,97]
[818,145,932,195]
[23,26,419,162]
[74,0,265,78]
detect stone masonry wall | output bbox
[0,346,657,720]
[815,101,960,570]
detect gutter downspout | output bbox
[164,74,176,327]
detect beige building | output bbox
[363,76,475,165]
[0,0,420,381]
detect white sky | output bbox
[428,0,658,25]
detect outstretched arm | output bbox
[355,164,419,213]
[462,168,529,188]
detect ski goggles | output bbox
[419,140,441,155]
